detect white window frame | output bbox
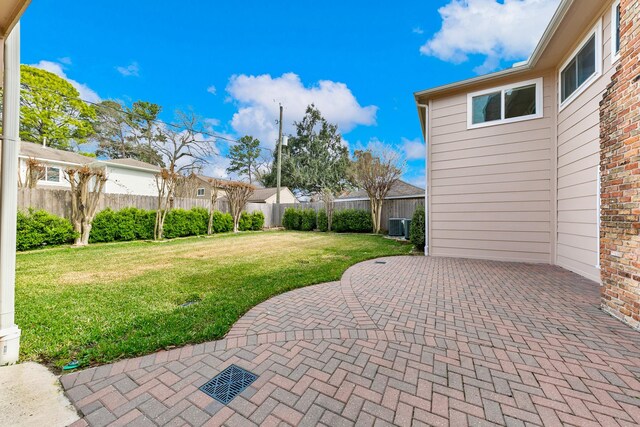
[466,77,544,129]
[41,166,61,183]
[558,19,603,111]
[196,187,205,197]
[611,0,621,63]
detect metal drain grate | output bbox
[199,365,258,404]
[374,261,387,264]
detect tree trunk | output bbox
[72,219,82,246]
[371,199,383,234]
[80,221,92,245]
[208,210,214,235]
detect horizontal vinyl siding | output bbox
[555,6,616,284]
[429,73,554,263]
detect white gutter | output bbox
[0,23,21,365]
[418,103,429,257]
[17,155,85,167]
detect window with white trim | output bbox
[559,20,602,108]
[467,78,543,129]
[611,0,621,62]
[43,166,61,183]
[196,187,205,197]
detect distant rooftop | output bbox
[19,141,94,165]
[337,180,424,200]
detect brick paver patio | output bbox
[62,256,640,426]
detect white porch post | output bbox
[0,21,21,365]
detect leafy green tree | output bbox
[265,105,350,196]
[17,65,96,150]
[226,135,261,184]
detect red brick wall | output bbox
[600,0,640,329]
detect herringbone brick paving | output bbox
[62,256,640,426]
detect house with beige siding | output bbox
[414,0,623,283]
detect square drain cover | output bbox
[199,365,258,404]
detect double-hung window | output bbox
[196,187,205,197]
[559,20,602,108]
[611,1,621,62]
[467,78,543,129]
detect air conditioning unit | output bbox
[388,218,405,236]
[403,219,412,240]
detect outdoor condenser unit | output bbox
[388,218,405,237]
[403,219,412,240]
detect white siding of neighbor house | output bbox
[104,167,158,196]
[428,73,555,263]
[19,158,73,189]
[555,8,616,283]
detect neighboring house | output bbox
[248,187,298,204]
[414,0,622,284]
[187,174,229,200]
[336,180,424,202]
[18,141,160,196]
[18,141,92,189]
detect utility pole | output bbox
[276,104,283,204]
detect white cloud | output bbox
[31,60,101,103]
[226,72,377,147]
[116,62,139,77]
[412,27,424,35]
[420,0,560,73]
[207,85,217,95]
[402,137,425,160]
[58,57,72,65]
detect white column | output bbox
[0,22,21,365]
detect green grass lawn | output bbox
[16,231,411,369]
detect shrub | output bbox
[238,212,253,231]
[251,211,265,230]
[332,209,372,233]
[410,206,426,251]
[17,209,77,251]
[282,208,300,230]
[210,211,233,233]
[90,207,156,243]
[300,209,317,231]
[283,208,317,231]
[164,208,209,239]
[317,210,328,232]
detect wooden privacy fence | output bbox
[17,188,421,229]
[17,188,273,226]
[271,198,425,230]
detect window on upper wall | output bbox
[196,188,205,197]
[612,1,621,62]
[559,19,602,109]
[43,166,61,183]
[467,78,543,129]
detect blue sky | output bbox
[21,0,559,186]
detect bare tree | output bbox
[154,168,179,240]
[66,165,107,245]
[223,181,255,233]
[19,157,45,188]
[207,178,221,235]
[153,110,214,240]
[320,188,335,231]
[350,146,404,234]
